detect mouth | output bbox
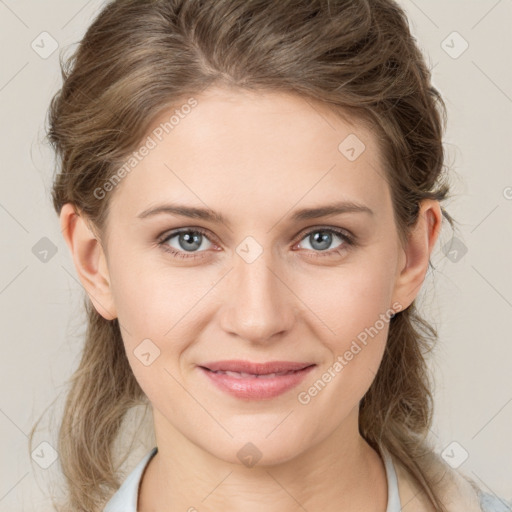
[197,360,316,399]
[204,369,305,378]
[199,359,315,375]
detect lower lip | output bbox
[198,365,315,400]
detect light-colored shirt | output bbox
[103,446,510,512]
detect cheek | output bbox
[296,253,396,390]
[108,242,210,332]
[302,252,397,337]
[106,248,217,381]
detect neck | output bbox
[138,407,388,512]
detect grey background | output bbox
[0,0,511,510]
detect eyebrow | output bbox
[137,201,374,226]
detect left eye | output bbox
[159,229,214,257]
[296,228,351,253]
[158,227,354,259]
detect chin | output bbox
[205,431,311,469]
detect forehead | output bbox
[107,86,391,225]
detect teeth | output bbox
[224,371,252,378]
[213,370,298,378]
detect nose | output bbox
[219,245,296,345]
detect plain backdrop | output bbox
[0,0,511,510]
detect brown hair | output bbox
[30,0,459,510]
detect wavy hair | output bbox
[30,1,458,510]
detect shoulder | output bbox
[393,451,511,512]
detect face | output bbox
[87,86,413,465]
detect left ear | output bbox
[391,199,443,311]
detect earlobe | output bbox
[59,203,117,320]
[391,200,443,310]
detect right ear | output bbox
[59,203,117,320]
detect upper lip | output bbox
[199,360,315,375]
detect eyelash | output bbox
[157,226,356,261]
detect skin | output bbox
[60,86,442,512]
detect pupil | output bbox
[180,232,201,251]
[312,231,331,251]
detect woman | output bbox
[31,0,510,511]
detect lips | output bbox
[198,360,316,400]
